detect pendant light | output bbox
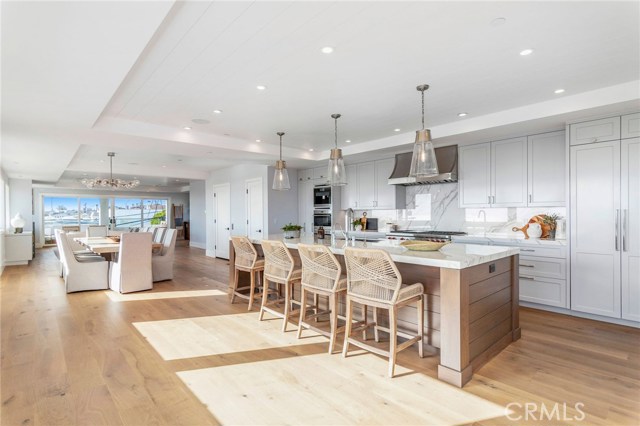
[328,113,347,186]
[272,131,291,190]
[409,84,439,177]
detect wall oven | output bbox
[313,185,332,209]
[313,210,332,232]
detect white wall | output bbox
[32,187,189,247]
[9,178,33,232]
[0,168,8,274]
[188,180,206,249]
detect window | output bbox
[43,196,80,244]
[143,199,167,227]
[79,197,100,230]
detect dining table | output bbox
[74,236,163,260]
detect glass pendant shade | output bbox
[409,129,439,177]
[328,148,347,186]
[272,160,291,191]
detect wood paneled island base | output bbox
[229,237,520,387]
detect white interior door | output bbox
[621,138,640,321]
[246,178,264,240]
[213,183,231,260]
[570,141,621,318]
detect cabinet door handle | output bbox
[615,209,620,251]
[591,137,599,143]
[520,276,535,280]
[521,249,535,252]
[528,194,532,203]
[623,209,628,252]
[520,264,535,268]
[488,195,491,204]
[492,195,496,204]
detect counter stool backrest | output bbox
[344,247,402,303]
[298,244,342,292]
[261,240,295,282]
[231,236,260,269]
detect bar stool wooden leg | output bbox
[342,297,354,358]
[329,293,339,354]
[313,293,319,322]
[259,278,270,321]
[296,287,307,339]
[362,304,369,341]
[417,295,425,358]
[389,305,398,377]
[248,270,256,311]
[373,307,380,342]
[283,281,291,332]
[231,269,239,304]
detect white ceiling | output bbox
[2,1,639,188]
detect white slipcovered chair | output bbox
[59,231,109,293]
[87,225,108,237]
[152,228,177,282]
[110,232,153,293]
[55,229,96,278]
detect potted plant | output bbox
[352,219,363,232]
[542,214,562,240]
[282,223,303,239]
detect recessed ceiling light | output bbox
[345,139,351,143]
[177,159,183,162]
[394,128,401,132]
[183,126,192,130]
[100,159,105,163]
[554,89,565,94]
[224,133,231,136]
[161,165,167,168]
[519,49,534,56]
[213,109,223,114]
[309,148,314,152]
[321,46,334,54]
[128,162,139,165]
[256,139,262,142]
[192,118,210,124]
[458,112,468,117]
[490,17,506,27]
[256,85,267,90]
[83,173,87,176]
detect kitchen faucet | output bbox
[477,210,486,222]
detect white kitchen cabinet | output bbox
[5,232,33,265]
[313,166,329,184]
[297,179,314,233]
[341,164,358,209]
[459,138,527,208]
[458,143,491,207]
[527,131,566,206]
[570,140,621,318]
[356,162,376,209]
[622,113,640,139]
[621,138,640,321]
[491,137,528,207]
[298,169,313,182]
[570,116,620,146]
[374,158,396,209]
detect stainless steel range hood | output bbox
[388,145,458,185]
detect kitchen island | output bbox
[229,234,521,387]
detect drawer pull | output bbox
[520,249,535,252]
[520,264,535,268]
[520,276,535,281]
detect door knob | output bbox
[257,229,262,233]
[225,227,230,230]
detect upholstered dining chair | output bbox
[152,226,167,244]
[86,225,108,237]
[152,228,177,282]
[230,236,264,310]
[296,243,348,354]
[343,247,425,377]
[259,240,302,332]
[109,232,153,293]
[59,231,109,293]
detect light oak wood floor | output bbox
[1,246,639,425]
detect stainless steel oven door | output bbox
[313,210,332,228]
[313,185,331,208]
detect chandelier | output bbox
[81,152,140,189]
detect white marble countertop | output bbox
[452,233,567,246]
[249,234,519,270]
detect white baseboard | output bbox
[520,301,640,328]
[189,241,206,249]
[206,249,215,258]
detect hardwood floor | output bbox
[1,246,639,425]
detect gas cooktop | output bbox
[386,230,467,241]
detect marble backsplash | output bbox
[353,183,566,235]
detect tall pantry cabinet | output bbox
[570,113,640,320]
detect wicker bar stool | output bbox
[296,244,348,354]
[259,240,302,332]
[230,236,264,310]
[342,247,425,377]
